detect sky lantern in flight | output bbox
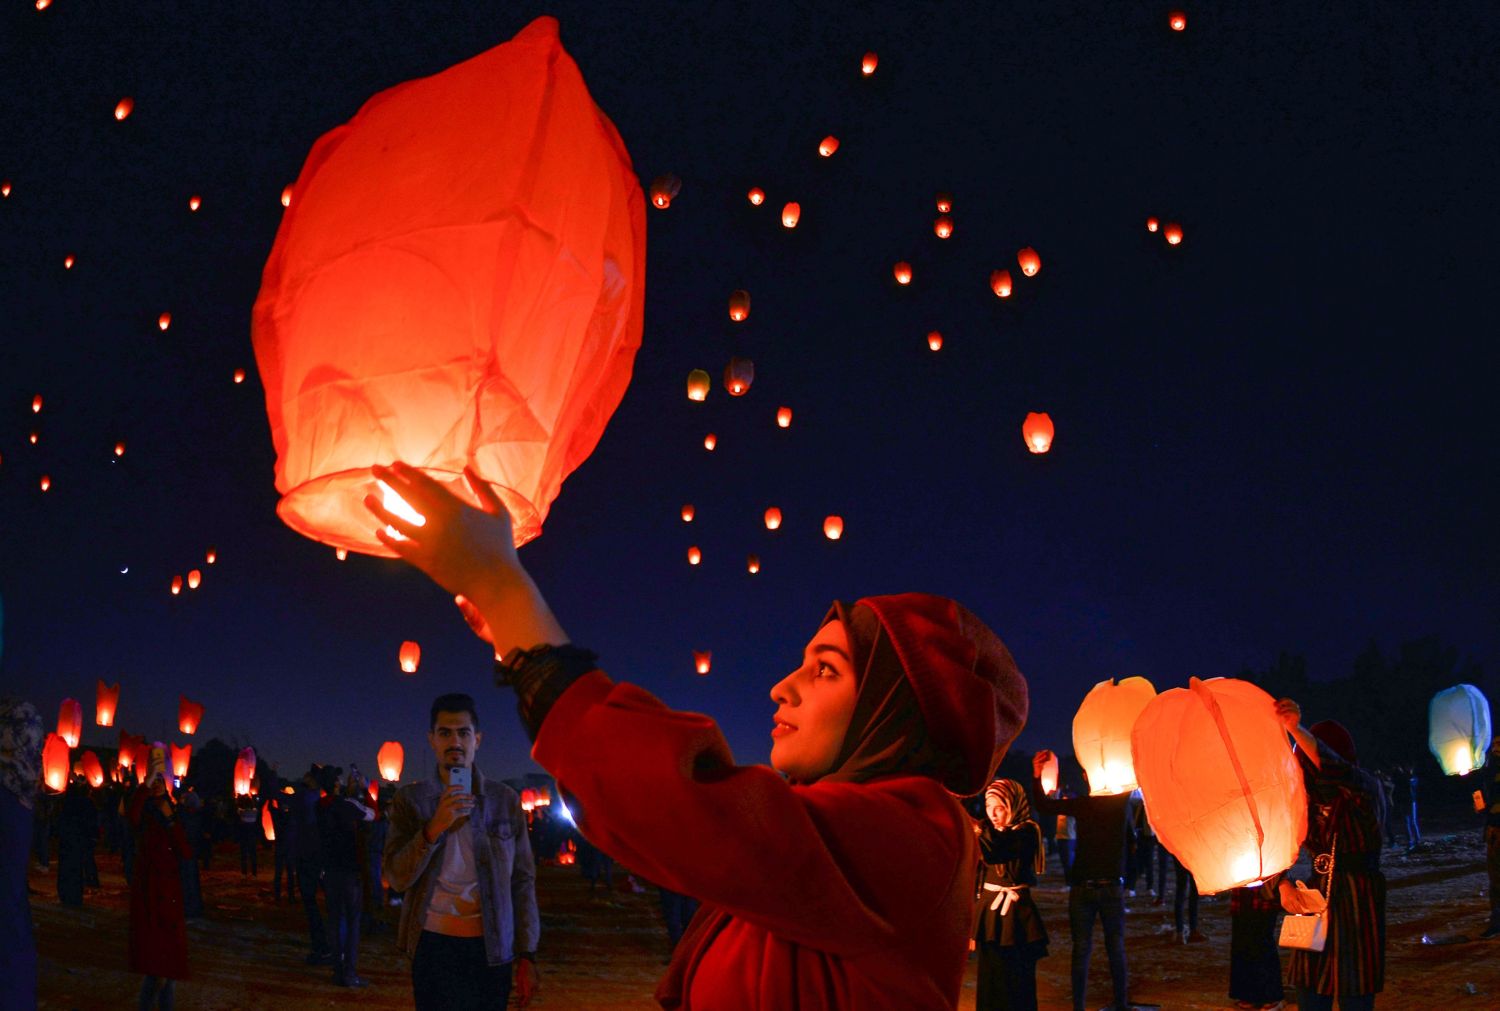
[232,368,246,384]
[1146,216,1160,233]
[187,569,202,590]
[189,195,202,212]
[1169,11,1187,31]
[823,516,844,540]
[252,18,645,560]
[861,52,878,75]
[990,269,1013,298]
[781,202,801,228]
[686,369,711,402]
[233,748,256,797]
[936,193,953,213]
[1163,222,1184,245]
[378,741,405,781]
[43,734,69,792]
[170,575,183,595]
[893,261,913,285]
[1429,684,1492,776]
[31,394,42,413]
[681,504,694,522]
[747,187,765,206]
[39,475,51,492]
[114,441,126,457]
[57,698,83,748]
[171,743,192,778]
[776,406,792,428]
[80,751,105,788]
[1017,247,1041,277]
[114,97,134,121]
[399,640,421,673]
[764,507,782,530]
[819,136,840,157]
[1,181,10,198]
[1039,751,1060,795]
[724,357,754,396]
[687,546,701,566]
[96,681,120,727]
[694,651,712,675]
[927,331,943,351]
[63,255,74,270]
[934,215,953,239]
[747,555,760,574]
[206,548,217,564]
[1132,677,1308,894]
[158,313,171,331]
[1072,676,1156,795]
[703,433,717,451]
[649,173,681,209]
[280,185,293,208]
[29,432,39,445]
[728,290,751,322]
[1021,412,1055,454]
[178,696,204,735]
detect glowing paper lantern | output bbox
[96,680,120,727]
[1022,412,1055,454]
[703,433,717,451]
[534,784,552,807]
[187,569,202,590]
[171,743,192,778]
[823,516,844,540]
[893,261,913,285]
[178,697,204,735]
[521,788,537,812]
[233,748,256,797]
[728,290,751,322]
[861,52,878,76]
[687,546,701,566]
[694,651,712,675]
[764,507,782,530]
[1429,684,1492,776]
[368,780,380,803]
[206,548,217,564]
[262,803,276,841]
[378,741,405,781]
[232,368,246,384]
[928,331,943,351]
[118,732,140,769]
[80,751,105,788]
[934,216,953,239]
[29,432,38,445]
[114,442,126,457]
[681,504,695,522]
[43,734,69,793]
[336,548,348,560]
[114,97,134,121]
[819,136,840,157]
[1132,677,1308,894]
[747,187,765,206]
[1017,247,1041,277]
[39,475,51,492]
[170,575,183,595]
[399,640,421,673]
[649,173,681,209]
[776,406,792,428]
[189,195,202,212]
[251,17,645,558]
[1,181,10,198]
[1164,222,1184,245]
[280,185,293,208]
[687,369,711,402]
[781,202,801,228]
[57,698,83,748]
[724,357,754,396]
[1039,752,1060,795]
[1146,216,1159,233]
[990,270,1013,298]
[936,193,953,214]
[32,394,42,413]
[63,256,74,270]
[156,312,172,332]
[1169,11,1187,31]
[747,554,760,574]
[1072,676,1156,795]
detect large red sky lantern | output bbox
[251,16,645,557]
[1072,676,1156,795]
[57,698,83,748]
[1132,677,1308,894]
[42,733,69,793]
[377,740,404,782]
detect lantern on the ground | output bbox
[687,370,711,402]
[990,269,1013,298]
[928,331,943,351]
[649,173,681,209]
[728,290,751,322]
[1039,752,1060,795]
[1164,222,1184,245]
[747,554,760,574]
[781,202,801,228]
[399,641,421,674]
[776,406,792,428]
[934,215,953,239]
[178,697,204,735]
[1429,684,1492,776]
[1132,677,1307,894]
[819,136,840,158]
[1022,412,1054,454]
[687,546,701,566]
[681,504,694,522]
[747,187,765,206]
[861,52,878,75]
[823,516,844,540]
[694,651,712,675]
[57,698,82,748]
[171,743,192,778]
[764,507,782,530]
[1017,247,1041,277]
[893,262,913,285]
[43,734,69,792]
[378,740,405,782]
[96,681,120,727]
[262,803,276,841]
[1072,676,1156,795]
[233,748,256,797]
[724,357,754,396]
[251,17,645,559]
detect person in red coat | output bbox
[364,463,1030,1008]
[128,768,190,1010]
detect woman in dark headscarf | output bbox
[365,463,1030,1008]
[974,778,1049,1010]
[0,697,44,1011]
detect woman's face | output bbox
[987,799,1011,829]
[768,619,859,782]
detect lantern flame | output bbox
[378,480,427,541]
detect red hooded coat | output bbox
[127,788,191,980]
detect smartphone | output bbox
[449,766,471,794]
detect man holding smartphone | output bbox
[385,693,540,1008]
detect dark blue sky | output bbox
[2,1,1496,786]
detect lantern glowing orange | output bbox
[534,784,551,807]
[748,187,765,206]
[728,290,751,322]
[399,640,421,674]
[1132,677,1308,894]
[776,406,792,428]
[703,433,717,451]
[781,202,801,228]
[1,181,10,198]
[336,547,348,560]
[687,546,701,566]
[32,394,42,414]
[990,269,1013,298]
[649,173,682,209]
[818,136,840,158]
[43,734,69,793]
[114,441,126,457]
[189,195,202,212]
[114,97,134,121]
[171,743,192,779]
[1017,247,1041,277]
[187,569,202,590]
[233,748,256,797]
[1429,684,1492,776]
[559,840,577,864]
[861,52,878,75]
[521,788,536,812]
[694,651,712,675]
[96,680,120,727]
[1039,752,1060,795]
[57,698,83,748]
[368,780,380,803]
[934,215,953,239]
[29,432,38,445]
[823,516,844,540]
[63,255,74,270]
[764,507,782,530]
[1164,222,1183,245]
[80,751,105,788]
[1021,412,1055,454]
[158,313,171,331]
[232,368,246,384]
[681,504,695,522]
[178,697,204,735]
[170,575,182,595]
[262,803,276,842]
[1072,676,1156,795]
[377,741,405,782]
[39,475,51,492]
[1146,216,1159,233]
[893,261,913,285]
[936,193,953,214]
[1169,11,1187,31]
[206,548,217,564]
[118,732,141,769]
[252,17,645,559]
[927,331,943,351]
[686,369,711,402]
[747,554,760,574]
[724,357,755,396]
[280,185,293,208]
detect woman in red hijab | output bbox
[365,463,1029,1008]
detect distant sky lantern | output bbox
[934,215,953,239]
[776,406,792,428]
[29,432,38,445]
[1169,11,1187,31]
[1429,684,1492,776]
[1039,752,1060,794]
[686,369,711,402]
[649,173,682,209]
[171,743,192,778]
[694,651,712,675]
[703,433,717,451]
[893,261,913,285]
[232,368,246,384]
[233,748,256,797]
[252,18,644,560]
[747,554,760,574]
[43,734,69,793]
[990,269,1013,298]
[927,331,943,351]
[280,185,293,208]
[1017,247,1041,277]
[96,680,120,727]
[262,803,276,841]
[32,394,42,413]
[63,255,74,270]
[114,441,126,457]
[57,698,83,748]
[781,202,801,228]
[764,507,782,530]
[367,780,380,803]
[80,751,105,788]
[861,52,878,75]
[1,181,10,197]
[1022,412,1055,454]
[170,575,183,595]
[823,516,844,540]
[687,546,701,566]
[206,548,217,564]
[39,475,51,492]
[189,195,202,212]
[178,696,204,735]
[747,187,765,206]
[1146,216,1160,233]
[819,135,840,157]
[377,740,405,781]
[724,357,755,396]
[399,640,421,674]
[681,504,694,522]
[187,569,202,590]
[1133,677,1308,894]
[158,313,171,331]
[1072,676,1157,795]
[728,289,751,322]
[114,97,134,121]
[1164,222,1184,245]
[935,193,953,214]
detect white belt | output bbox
[983,883,1027,914]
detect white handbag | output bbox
[1278,835,1335,952]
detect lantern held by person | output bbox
[43,734,69,792]
[57,698,82,748]
[1072,676,1156,795]
[262,803,276,841]
[1022,412,1054,454]
[251,17,645,558]
[1429,684,1492,776]
[378,740,405,782]
[233,748,256,797]
[178,696,204,735]
[1039,751,1060,795]
[80,751,105,788]
[171,743,192,778]
[399,640,421,674]
[1132,677,1308,894]
[96,680,120,727]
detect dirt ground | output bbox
[30,825,1499,1009]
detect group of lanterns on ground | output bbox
[1058,675,1491,896]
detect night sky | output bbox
[2,2,1496,788]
